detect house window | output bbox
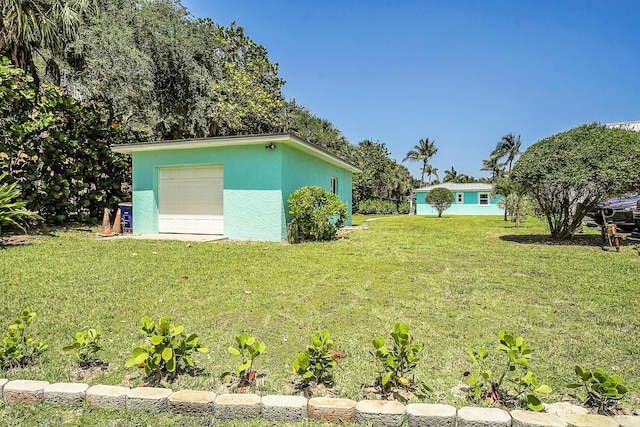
[330,177,338,194]
[457,193,464,204]
[479,192,490,206]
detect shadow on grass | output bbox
[499,234,604,247]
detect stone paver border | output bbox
[0,377,637,425]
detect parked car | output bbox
[589,194,640,232]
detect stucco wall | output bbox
[131,145,284,241]
[280,145,353,226]
[415,190,503,215]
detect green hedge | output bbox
[357,199,409,215]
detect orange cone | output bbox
[101,208,111,236]
[112,208,122,235]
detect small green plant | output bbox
[0,308,48,368]
[633,243,640,256]
[293,330,338,386]
[125,316,207,379]
[371,322,424,392]
[63,328,103,366]
[466,331,551,411]
[222,333,266,386]
[567,365,628,414]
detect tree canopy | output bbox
[425,187,454,217]
[511,123,640,239]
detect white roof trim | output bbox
[414,182,494,192]
[111,133,360,173]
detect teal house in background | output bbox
[414,183,503,215]
[111,133,359,241]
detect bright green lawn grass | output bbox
[1,215,639,425]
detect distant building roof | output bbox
[414,182,494,192]
[606,121,640,131]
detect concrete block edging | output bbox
[0,378,638,425]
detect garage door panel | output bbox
[158,166,223,234]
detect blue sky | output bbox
[181,0,640,179]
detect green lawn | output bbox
[1,215,639,424]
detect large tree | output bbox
[64,2,285,139]
[403,137,437,184]
[0,0,94,85]
[512,123,640,239]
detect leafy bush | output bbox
[466,331,551,411]
[222,333,266,387]
[0,308,48,369]
[0,58,143,224]
[371,323,426,393]
[568,365,627,414]
[293,330,338,386]
[125,316,207,379]
[397,201,410,214]
[63,328,103,366]
[425,187,454,217]
[288,186,348,242]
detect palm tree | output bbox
[423,164,439,183]
[403,138,437,184]
[443,166,458,182]
[481,156,505,181]
[0,0,94,85]
[491,133,522,173]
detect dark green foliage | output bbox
[66,2,285,139]
[371,323,426,392]
[288,186,348,241]
[353,140,414,207]
[356,199,410,215]
[292,330,337,386]
[281,100,356,162]
[512,123,640,239]
[467,331,551,411]
[0,59,139,224]
[0,308,48,369]
[568,365,628,414]
[62,328,103,366]
[425,187,454,217]
[125,316,208,379]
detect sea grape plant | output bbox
[567,365,627,414]
[222,332,266,386]
[371,322,424,391]
[293,330,337,386]
[467,330,551,411]
[0,308,48,368]
[63,328,103,366]
[125,316,207,379]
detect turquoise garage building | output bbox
[111,133,359,241]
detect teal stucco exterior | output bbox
[415,183,503,216]
[112,134,357,242]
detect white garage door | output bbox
[158,165,223,234]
